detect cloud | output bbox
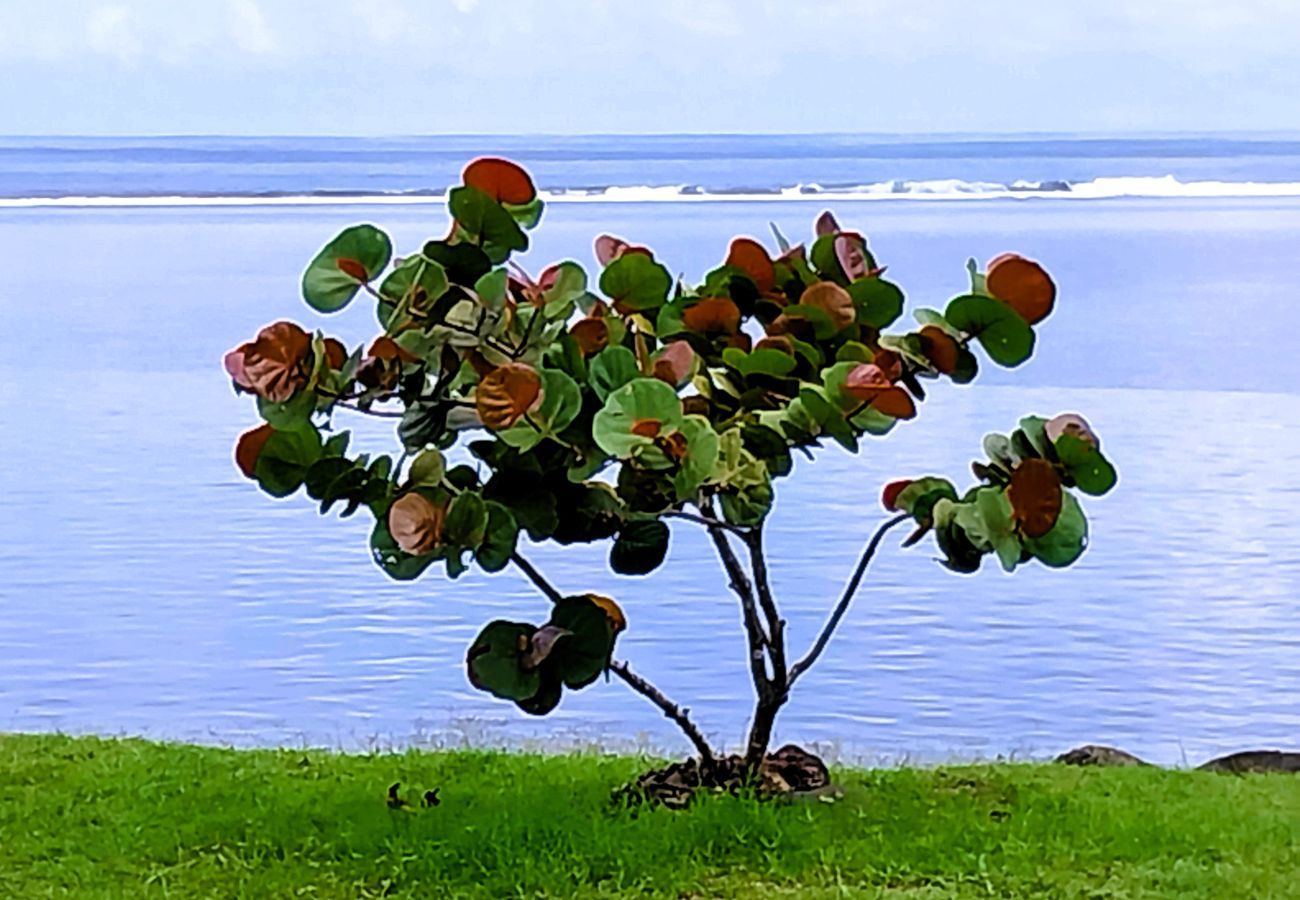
[86,5,143,65]
[229,0,277,54]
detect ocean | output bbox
[1,135,1297,765]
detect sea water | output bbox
[1,136,1298,765]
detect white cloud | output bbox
[452,0,479,13]
[229,0,277,54]
[86,5,143,65]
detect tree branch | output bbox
[509,551,563,603]
[787,513,910,687]
[744,524,787,689]
[508,552,716,764]
[698,498,772,695]
[608,660,716,765]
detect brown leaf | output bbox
[234,423,274,479]
[569,317,609,356]
[843,363,916,420]
[682,297,741,335]
[986,254,1056,325]
[476,362,543,430]
[725,237,775,293]
[1007,459,1063,538]
[323,338,348,370]
[800,281,856,332]
[919,326,960,374]
[388,493,446,556]
[462,156,536,204]
[225,321,312,403]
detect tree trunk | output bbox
[744,694,785,771]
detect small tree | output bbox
[226,157,1116,778]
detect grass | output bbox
[1,734,1297,898]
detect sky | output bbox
[1,0,1298,135]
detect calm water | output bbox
[1,137,1299,766]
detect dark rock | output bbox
[1055,745,1151,767]
[1197,750,1300,774]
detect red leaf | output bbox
[986,253,1056,325]
[234,423,274,480]
[725,237,775,293]
[1007,459,1063,538]
[918,326,960,374]
[682,297,741,335]
[569,317,609,356]
[462,157,536,205]
[882,478,913,511]
[843,363,916,420]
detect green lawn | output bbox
[1,733,1296,898]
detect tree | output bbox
[226,157,1117,780]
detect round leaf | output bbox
[466,620,541,701]
[476,362,542,430]
[600,253,671,312]
[847,278,904,329]
[592,378,684,458]
[547,596,618,688]
[986,253,1056,324]
[945,294,1035,367]
[1023,491,1088,567]
[610,519,670,575]
[462,157,536,205]
[1007,458,1063,539]
[302,225,392,313]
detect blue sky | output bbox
[2,0,1298,135]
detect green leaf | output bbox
[610,519,670,575]
[673,415,721,499]
[1055,433,1118,496]
[302,224,392,313]
[1023,491,1088,567]
[547,596,617,688]
[848,278,905,329]
[377,255,449,328]
[504,196,545,230]
[541,261,588,310]
[497,369,583,451]
[592,378,683,459]
[945,294,1035,367]
[253,425,323,497]
[588,345,640,402]
[599,253,672,312]
[953,487,1022,572]
[722,347,797,378]
[448,186,528,264]
[407,448,446,487]
[445,491,489,549]
[895,477,958,523]
[475,501,519,572]
[474,268,509,312]
[256,390,316,430]
[466,620,541,702]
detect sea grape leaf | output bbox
[610,519,670,575]
[302,224,392,313]
[944,294,1035,367]
[600,253,672,312]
